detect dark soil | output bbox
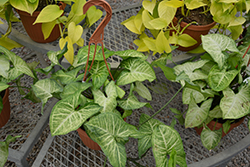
[0,90,5,98]
[176,7,214,25]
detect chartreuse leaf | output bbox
[0,36,22,50]
[142,10,154,29]
[0,56,9,78]
[208,65,239,91]
[138,114,164,158]
[114,50,145,60]
[185,97,213,128]
[169,33,197,47]
[41,20,57,40]
[228,25,243,40]
[86,6,102,27]
[0,45,34,79]
[90,61,111,89]
[32,78,63,112]
[0,135,21,167]
[134,81,152,101]
[142,0,156,15]
[116,58,156,86]
[152,125,187,167]
[121,14,145,34]
[60,82,92,99]
[67,0,86,25]
[158,1,177,25]
[156,30,171,54]
[50,93,102,136]
[92,81,117,113]
[165,0,184,8]
[68,22,83,44]
[201,34,239,69]
[117,94,147,110]
[0,83,9,92]
[85,112,141,167]
[149,18,169,30]
[59,36,74,65]
[220,86,250,119]
[34,5,63,24]
[10,0,38,15]
[0,0,9,5]
[185,0,207,10]
[201,127,222,150]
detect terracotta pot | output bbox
[195,117,245,138]
[172,17,216,51]
[0,89,10,128]
[77,128,101,150]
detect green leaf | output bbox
[0,83,9,92]
[34,5,63,24]
[209,105,223,118]
[0,45,34,79]
[116,58,156,86]
[92,81,117,113]
[67,0,86,25]
[50,94,102,136]
[0,55,9,79]
[152,125,187,167]
[134,81,152,101]
[155,30,171,54]
[90,61,111,89]
[149,18,169,30]
[158,1,177,25]
[208,66,239,91]
[201,34,239,69]
[201,127,222,150]
[41,20,57,40]
[222,120,231,134]
[60,82,92,99]
[0,36,22,50]
[10,0,38,15]
[142,0,156,15]
[220,86,250,119]
[52,67,83,85]
[121,14,144,34]
[32,78,63,112]
[114,50,145,60]
[185,97,213,128]
[138,114,164,158]
[0,135,21,167]
[168,149,177,167]
[147,82,169,94]
[85,112,140,167]
[117,94,147,110]
[86,6,102,27]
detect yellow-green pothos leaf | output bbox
[59,36,74,65]
[32,78,63,112]
[152,125,187,167]
[41,20,57,40]
[90,61,111,89]
[220,86,250,119]
[138,114,164,158]
[142,0,156,15]
[164,0,184,8]
[68,22,83,44]
[0,45,34,79]
[116,58,156,86]
[50,93,102,136]
[208,66,239,91]
[34,5,63,24]
[85,112,141,167]
[121,15,143,34]
[155,30,171,54]
[185,0,207,10]
[86,6,102,27]
[158,1,177,25]
[142,10,154,29]
[201,34,239,69]
[10,0,38,15]
[0,36,22,50]
[201,127,222,150]
[185,97,213,128]
[92,81,118,113]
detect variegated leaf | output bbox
[92,81,118,112]
[152,125,187,167]
[117,94,146,110]
[209,105,223,118]
[116,58,156,86]
[52,66,83,85]
[90,61,111,89]
[85,112,140,167]
[50,93,102,136]
[0,46,34,79]
[0,56,9,78]
[0,83,9,92]
[32,78,63,112]
[208,66,239,91]
[114,50,146,60]
[201,127,222,150]
[185,97,213,128]
[60,82,92,99]
[201,34,239,69]
[220,86,250,119]
[138,114,164,158]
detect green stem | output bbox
[103,157,107,167]
[137,86,184,128]
[213,119,218,131]
[180,21,197,35]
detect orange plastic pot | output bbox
[0,88,10,128]
[172,17,216,51]
[195,117,245,138]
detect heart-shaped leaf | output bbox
[34,5,63,24]
[134,81,152,101]
[0,83,9,92]
[60,82,92,99]
[158,1,177,25]
[220,86,250,119]
[10,0,38,15]
[116,58,156,86]
[155,30,171,54]
[59,36,74,65]
[114,49,145,59]
[86,6,102,27]
[117,94,147,110]
[50,93,102,136]
[152,125,187,167]
[68,22,83,44]
[201,127,222,150]
[85,112,140,167]
[142,0,156,14]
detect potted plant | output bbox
[156,33,250,150]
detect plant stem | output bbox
[137,86,184,128]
